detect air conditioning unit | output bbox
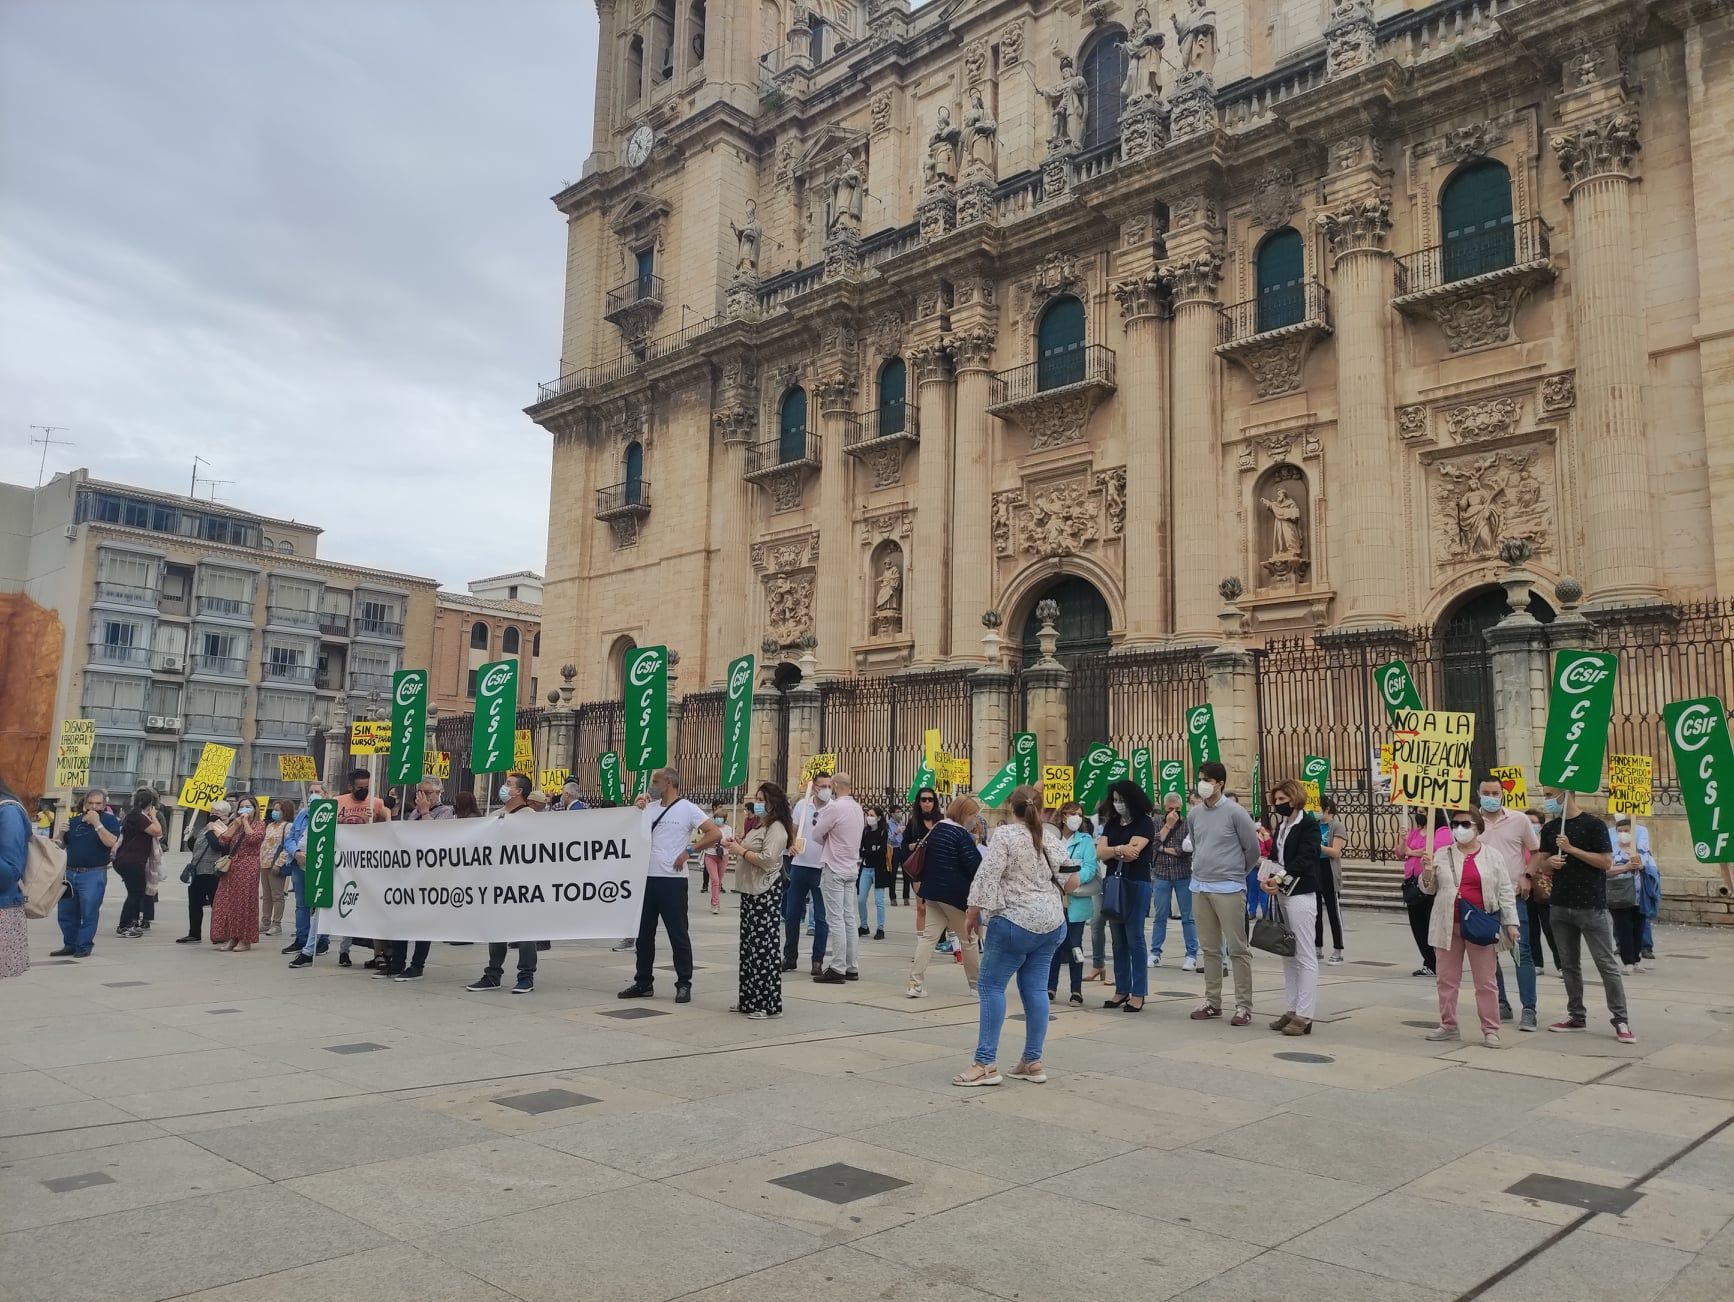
[146,714,166,729]
[159,656,183,671]
[64,525,77,541]
[162,716,182,730]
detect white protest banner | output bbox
[317,806,647,942]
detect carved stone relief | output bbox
[1233,334,1311,398]
[861,441,905,489]
[1433,449,1551,563]
[608,516,644,550]
[762,467,808,513]
[1397,405,1429,441]
[1429,284,1526,352]
[1538,371,1577,414]
[869,90,892,134]
[991,474,1119,560]
[1444,396,1521,443]
[1324,0,1376,79]
[1319,193,1392,257]
[1096,467,1126,537]
[1000,20,1024,67]
[1434,122,1509,165]
[963,39,988,87]
[1249,169,1298,230]
[1552,109,1642,186]
[764,572,816,645]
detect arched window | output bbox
[531,631,541,657]
[778,387,807,463]
[1081,33,1127,151]
[623,440,644,505]
[608,635,637,696]
[1255,228,1305,333]
[1440,159,1515,283]
[503,627,521,654]
[626,35,644,103]
[688,0,706,64]
[876,358,907,436]
[653,0,675,80]
[469,621,489,650]
[1036,296,1086,391]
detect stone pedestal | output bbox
[1041,140,1079,198]
[751,689,784,789]
[1120,96,1171,162]
[955,173,993,226]
[970,667,1015,771]
[1168,70,1215,140]
[726,273,760,319]
[1486,614,1551,776]
[786,686,821,781]
[823,227,862,280]
[916,183,956,242]
[1022,663,1069,777]
[1203,648,1258,796]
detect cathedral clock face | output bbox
[626,124,656,169]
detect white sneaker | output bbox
[906,982,926,999]
[1182,956,1197,972]
[1424,1026,1460,1042]
[1482,1032,1505,1049]
[1148,954,1160,968]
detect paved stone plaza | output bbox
[3,873,1732,1302]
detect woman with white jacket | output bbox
[1421,807,1521,1049]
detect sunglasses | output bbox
[1450,821,1475,831]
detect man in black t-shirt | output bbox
[1537,788,1632,1043]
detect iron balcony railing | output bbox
[989,345,1116,406]
[265,605,321,630]
[256,717,312,740]
[91,643,150,667]
[262,660,316,684]
[190,654,248,677]
[605,274,665,316]
[94,581,156,606]
[1219,280,1331,346]
[596,480,651,516]
[348,670,394,694]
[354,617,404,640]
[319,612,350,636]
[195,595,253,620]
[83,705,145,728]
[744,432,821,477]
[1395,217,1550,297]
[183,713,244,736]
[844,404,917,449]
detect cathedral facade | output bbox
[529,0,1732,708]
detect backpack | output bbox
[1,800,68,920]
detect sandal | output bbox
[1083,968,1107,983]
[1007,1060,1047,1084]
[952,1063,1002,1088]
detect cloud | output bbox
[0,0,597,584]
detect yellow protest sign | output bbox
[424,751,452,779]
[54,750,91,788]
[1379,743,1394,784]
[349,721,391,755]
[1041,764,1074,809]
[1390,709,1475,809]
[944,756,971,790]
[1607,754,1653,817]
[194,742,236,783]
[60,719,96,755]
[923,728,942,768]
[1301,781,1322,814]
[1489,764,1529,811]
[800,752,839,784]
[539,768,570,794]
[933,749,956,795]
[513,729,534,771]
[278,755,319,782]
[177,774,226,812]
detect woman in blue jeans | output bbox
[954,786,1069,1087]
[1096,779,1156,1011]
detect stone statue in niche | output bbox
[872,551,904,635]
[1170,0,1217,75]
[1261,489,1306,567]
[1119,6,1164,102]
[924,106,959,188]
[829,152,865,233]
[1039,54,1088,148]
[963,90,998,177]
[731,199,761,274]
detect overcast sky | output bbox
[0,0,596,585]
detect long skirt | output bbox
[738,878,785,1015]
[211,862,262,945]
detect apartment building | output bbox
[0,469,437,821]
[430,571,543,716]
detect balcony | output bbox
[86,768,137,794]
[843,404,919,453]
[986,346,1117,451]
[603,274,665,349]
[262,660,316,686]
[90,644,151,668]
[353,617,404,642]
[1216,281,1333,399]
[348,670,394,695]
[93,581,157,608]
[595,480,651,522]
[195,595,254,623]
[741,433,821,511]
[151,651,188,674]
[256,716,312,741]
[318,612,351,637]
[265,605,321,632]
[189,654,248,679]
[183,713,244,738]
[83,705,145,729]
[1393,217,1554,353]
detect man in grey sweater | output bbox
[1186,761,1261,1025]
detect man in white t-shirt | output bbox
[620,767,717,1004]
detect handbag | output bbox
[1101,872,1126,918]
[1530,870,1553,903]
[901,839,928,883]
[1452,851,1501,945]
[1249,893,1296,957]
[1606,869,1639,910]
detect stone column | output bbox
[1164,253,1223,642]
[949,329,997,660]
[588,0,619,167]
[1204,593,1258,794]
[1113,272,1170,642]
[1552,109,1663,607]
[786,684,821,780]
[814,382,856,674]
[1484,550,1554,776]
[970,657,1015,772]
[910,344,955,664]
[710,368,758,684]
[1021,602,1069,775]
[750,682,784,789]
[1321,194,1405,630]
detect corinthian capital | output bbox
[1113,273,1166,322]
[951,326,999,372]
[1159,254,1223,305]
[909,343,955,385]
[1318,193,1392,259]
[1551,109,1642,187]
[813,378,856,413]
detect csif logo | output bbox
[1302,757,1328,779]
[727,658,752,696]
[337,880,359,918]
[1015,734,1035,755]
[1086,745,1114,768]
[1672,702,1718,753]
[480,664,513,698]
[1559,655,1612,694]
[629,651,663,688]
[1188,709,1209,734]
[309,803,335,836]
[1160,761,1182,781]
[600,753,619,772]
[394,674,424,708]
[1380,668,1410,707]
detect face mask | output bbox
[751,801,765,815]
[239,806,255,818]
[1271,802,1292,818]
[1479,795,1503,814]
[1618,831,1633,846]
[816,788,833,803]
[353,786,369,800]
[713,815,726,826]
[866,815,878,828]
[1451,824,1476,845]
[1543,798,1563,817]
[269,809,282,822]
[498,784,511,802]
[1112,798,1128,817]
[1196,780,1216,799]
[1065,814,1082,831]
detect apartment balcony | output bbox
[261,660,317,686]
[93,581,157,609]
[742,433,821,511]
[255,717,312,741]
[1215,281,1333,399]
[347,670,394,695]
[603,273,664,349]
[151,651,189,675]
[985,346,1117,448]
[265,605,321,633]
[319,612,351,637]
[83,705,145,730]
[353,617,404,642]
[189,654,248,679]
[194,595,255,624]
[89,644,151,669]
[1392,217,1555,353]
[183,713,244,738]
[86,768,137,794]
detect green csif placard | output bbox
[1185,705,1220,775]
[720,653,754,790]
[1075,743,1120,810]
[388,669,428,786]
[1131,747,1154,798]
[976,759,1020,809]
[1663,696,1734,864]
[304,797,337,910]
[1538,649,1619,792]
[1012,732,1038,786]
[471,660,518,774]
[624,645,669,773]
[1373,659,1425,722]
[1158,758,1186,802]
[906,759,936,805]
[598,751,624,804]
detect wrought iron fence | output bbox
[1601,601,1734,809]
[677,689,726,805]
[1105,649,1207,766]
[818,669,974,814]
[571,700,624,800]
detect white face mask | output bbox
[498,784,512,802]
[1617,831,1633,846]
[865,815,878,828]
[1112,798,1128,817]
[1196,780,1216,800]
[815,788,833,803]
[1451,824,1476,846]
[1064,814,1082,832]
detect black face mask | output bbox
[353,784,369,799]
[1271,802,1293,818]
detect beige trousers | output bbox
[259,868,287,929]
[1193,888,1254,1012]
[908,900,980,988]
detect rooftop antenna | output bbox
[200,478,234,502]
[190,455,210,498]
[28,425,73,487]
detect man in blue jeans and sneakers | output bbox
[783,773,832,975]
[53,788,120,957]
[280,782,327,956]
